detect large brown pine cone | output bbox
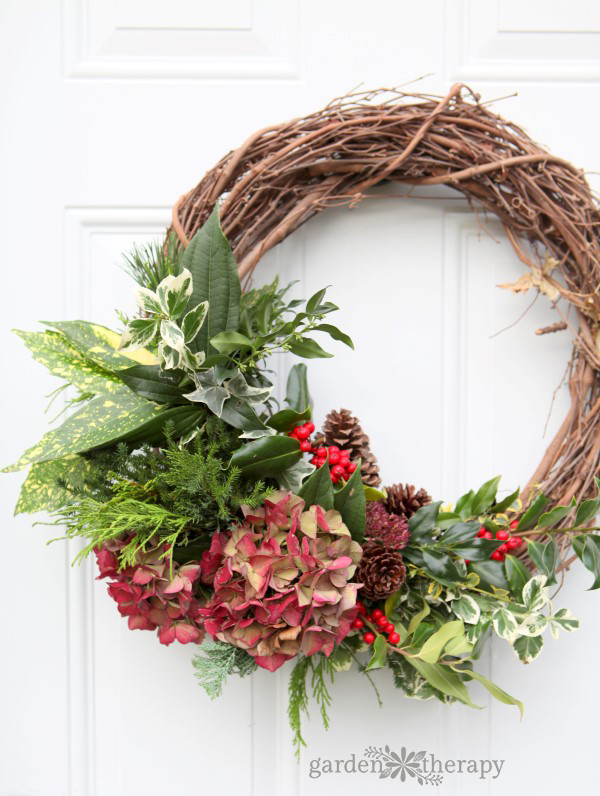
[319,408,381,488]
[355,541,407,600]
[384,483,431,519]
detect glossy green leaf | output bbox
[443,635,474,657]
[180,206,241,355]
[305,287,329,315]
[313,323,354,349]
[572,534,600,590]
[365,634,387,671]
[455,490,474,519]
[408,501,442,541]
[449,537,503,562]
[408,599,431,635]
[277,458,315,494]
[116,364,187,404]
[504,555,530,599]
[517,494,550,530]
[453,667,524,718]
[407,659,482,709]
[439,521,481,545]
[285,363,311,413]
[298,460,334,511]
[267,407,312,432]
[575,497,600,527]
[220,398,270,435]
[492,487,521,514]
[537,498,576,529]
[288,338,333,359]
[471,476,501,516]
[421,549,466,585]
[210,331,253,355]
[230,435,301,479]
[333,462,366,542]
[415,620,465,664]
[526,539,558,586]
[467,561,509,592]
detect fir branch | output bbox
[288,656,311,757]
[192,641,257,700]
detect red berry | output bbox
[509,519,519,530]
[288,430,298,438]
[300,440,312,452]
[340,449,350,460]
[304,422,315,434]
[295,426,310,440]
[483,531,493,540]
[314,458,324,468]
[495,529,510,541]
[372,609,383,619]
[477,527,486,537]
[316,447,327,458]
[376,616,388,628]
[329,446,340,456]
[363,632,376,644]
[498,543,509,553]
[509,536,523,549]
[346,462,357,474]
[331,474,340,484]
[329,452,340,465]
[464,559,471,565]
[491,550,505,562]
[389,632,400,644]
[310,456,319,465]
[352,618,364,630]
[384,622,395,634]
[331,464,345,478]
[356,601,366,614]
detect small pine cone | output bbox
[355,541,407,600]
[366,502,410,549]
[321,408,381,487]
[385,483,431,519]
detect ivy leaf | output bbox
[277,459,315,493]
[220,398,270,436]
[230,435,301,478]
[288,338,333,359]
[513,634,543,664]
[571,534,600,589]
[225,372,272,405]
[298,460,334,510]
[182,302,209,344]
[333,462,366,542]
[285,363,311,412]
[180,206,241,355]
[185,368,230,415]
[471,476,501,516]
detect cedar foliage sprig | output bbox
[192,641,257,699]
[288,654,336,757]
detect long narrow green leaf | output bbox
[452,667,524,718]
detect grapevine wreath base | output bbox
[5,86,600,752]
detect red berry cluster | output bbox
[352,601,400,645]
[476,519,523,563]
[288,422,357,484]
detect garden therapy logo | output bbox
[308,746,505,784]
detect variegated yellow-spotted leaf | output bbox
[43,320,157,368]
[15,330,121,395]
[15,454,92,515]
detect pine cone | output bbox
[355,541,406,600]
[385,483,431,519]
[366,502,410,549]
[320,408,381,488]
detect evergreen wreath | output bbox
[5,85,600,754]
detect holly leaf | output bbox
[333,461,366,542]
[230,435,301,478]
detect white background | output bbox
[1,2,599,795]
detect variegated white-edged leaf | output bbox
[180,346,206,372]
[277,457,315,492]
[225,371,273,405]
[522,575,549,613]
[134,286,162,315]
[182,301,209,344]
[518,613,548,637]
[160,319,185,351]
[119,318,159,351]
[492,607,519,642]
[158,341,182,371]
[185,367,229,415]
[549,608,579,639]
[513,634,543,664]
[451,594,480,625]
[156,268,193,317]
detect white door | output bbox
[2,2,599,795]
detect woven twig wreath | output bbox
[170,83,600,561]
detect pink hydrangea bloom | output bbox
[200,491,363,672]
[95,537,204,646]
